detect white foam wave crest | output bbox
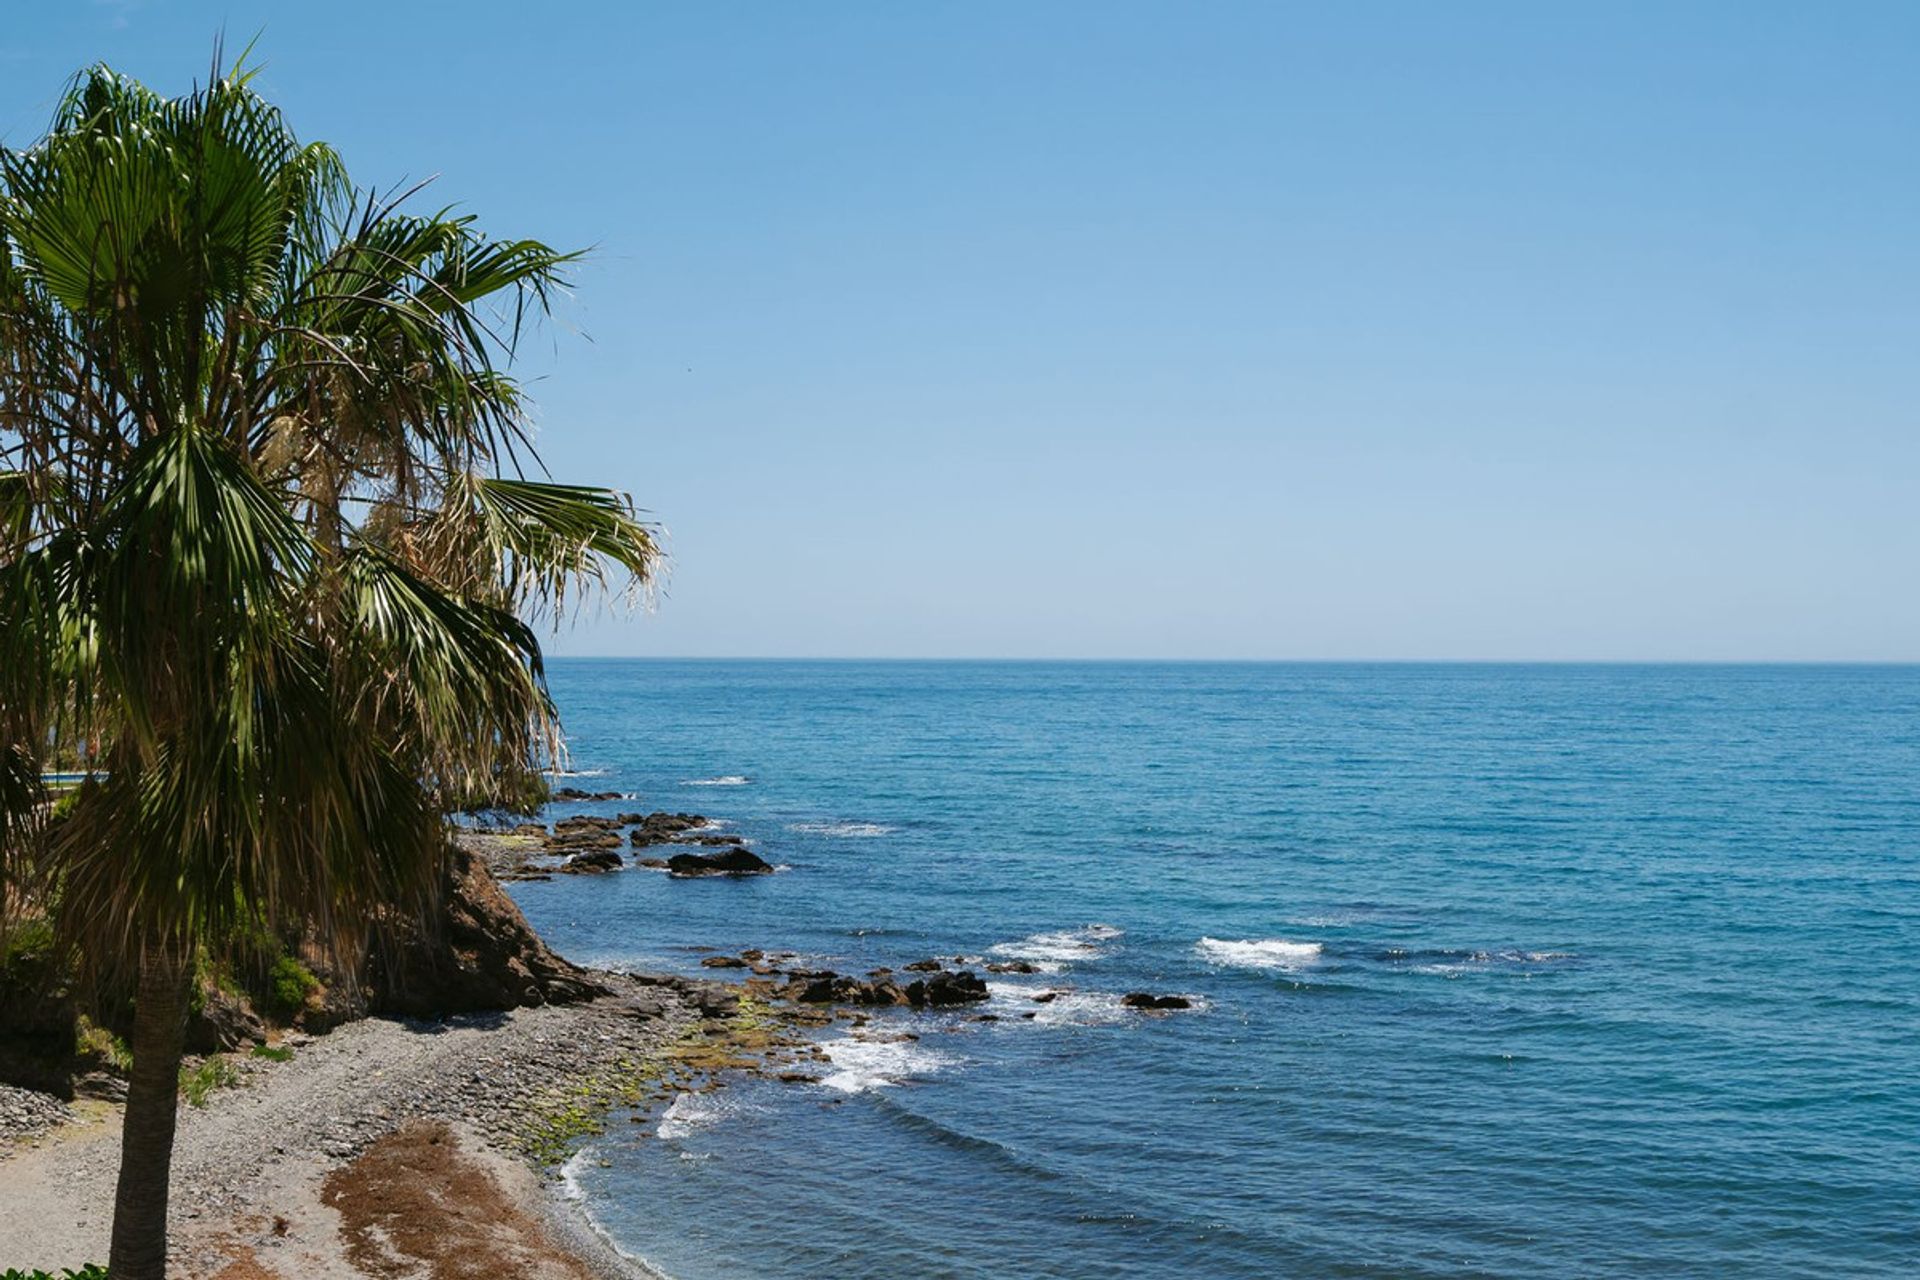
[1196,937,1324,972]
[683,775,750,787]
[989,924,1123,966]
[656,1090,742,1140]
[985,983,1138,1027]
[819,1035,954,1094]
[788,821,897,838]
[557,1147,593,1200]
[544,768,609,778]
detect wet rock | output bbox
[1121,992,1192,1011]
[628,813,708,847]
[902,959,945,973]
[548,831,623,854]
[985,960,1039,974]
[666,847,773,877]
[906,971,989,1008]
[634,857,670,869]
[555,815,619,832]
[700,956,749,969]
[1030,992,1059,1004]
[557,848,624,874]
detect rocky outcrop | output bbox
[1121,992,1192,1011]
[666,847,772,877]
[367,843,608,1016]
[185,985,267,1053]
[556,848,624,874]
[628,812,708,847]
[906,970,990,1007]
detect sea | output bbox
[507,660,1920,1279]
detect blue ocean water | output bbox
[509,661,1920,1279]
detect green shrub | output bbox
[73,1016,131,1073]
[250,1044,293,1063]
[178,1056,238,1107]
[267,955,320,1015]
[0,917,54,968]
[1,1267,107,1279]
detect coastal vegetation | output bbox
[0,51,658,1279]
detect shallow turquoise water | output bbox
[508,661,1920,1278]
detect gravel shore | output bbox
[0,975,705,1277]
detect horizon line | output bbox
[542,655,1920,666]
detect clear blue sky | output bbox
[5,2,1917,659]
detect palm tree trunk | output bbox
[107,942,191,1280]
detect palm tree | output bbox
[0,56,660,1278]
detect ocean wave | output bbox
[1196,937,1324,972]
[1392,947,1576,976]
[788,821,897,838]
[656,1090,744,1140]
[682,775,750,787]
[985,983,1140,1027]
[819,1034,955,1094]
[544,768,609,778]
[989,924,1123,967]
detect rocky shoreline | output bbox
[1,811,1196,1277]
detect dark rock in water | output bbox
[985,960,1038,974]
[558,848,624,874]
[1121,992,1192,1011]
[368,843,608,1016]
[902,959,945,973]
[552,787,592,800]
[741,949,765,962]
[509,822,548,837]
[185,986,266,1053]
[629,812,709,846]
[906,970,990,1008]
[667,846,773,877]
[786,972,913,1007]
[790,975,840,1003]
[548,830,623,853]
[1030,992,1059,1004]
[554,815,620,832]
[972,1014,1000,1022]
[616,812,647,825]
[634,857,670,869]
[700,955,749,969]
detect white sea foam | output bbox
[1196,937,1324,972]
[819,1035,954,1094]
[544,768,609,778]
[556,1147,593,1200]
[656,1090,736,1140]
[683,775,750,787]
[986,983,1135,1027]
[788,821,898,838]
[989,924,1123,967]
